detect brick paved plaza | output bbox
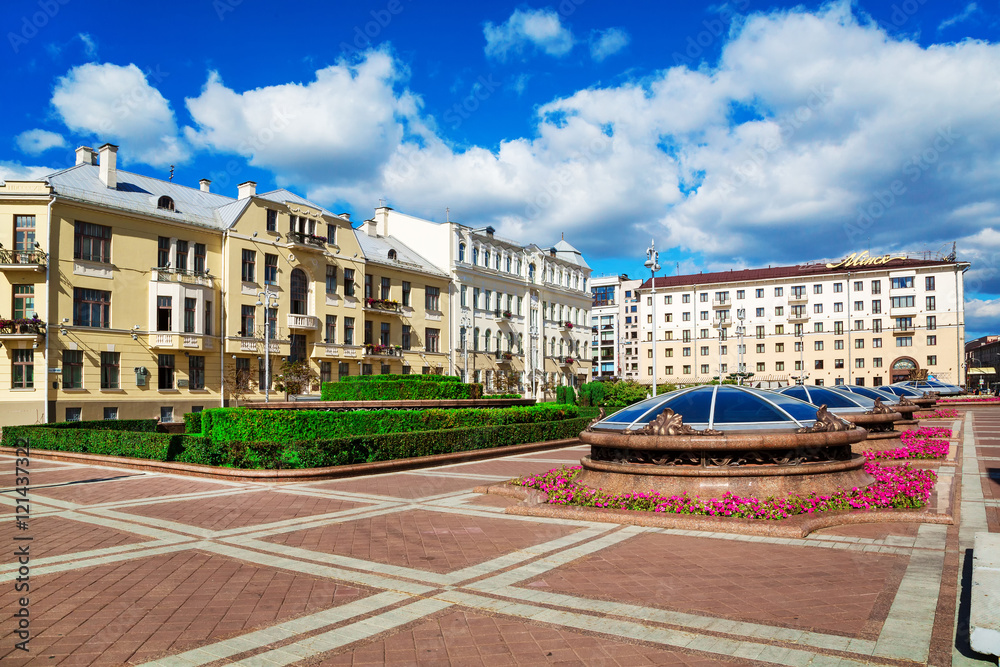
[1,409,998,666]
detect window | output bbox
[700,293,708,302]
[854,320,864,331]
[13,284,34,320]
[873,338,882,347]
[834,302,843,312]
[344,317,355,345]
[426,328,440,353]
[835,339,844,350]
[325,315,337,343]
[402,281,411,307]
[756,362,765,372]
[891,296,915,308]
[194,243,207,273]
[700,364,710,374]
[12,349,33,388]
[320,361,332,384]
[795,361,802,371]
[326,224,336,245]
[458,243,466,262]
[683,365,691,374]
[184,298,196,333]
[872,300,881,314]
[682,312,690,322]
[73,288,111,328]
[402,325,411,350]
[756,308,764,317]
[775,306,784,316]
[266,209,277,232]
[683,347,691,357]
[814,341,824,351]
[813,304,823,314]
[158,354,175,389]
[927,355,937,365]
[873,357,882,367]
[755,325,764,339]
[854,300,863,311]
[682,294,691,304]
[756,343,765,353]
[157,195,175,211]
[873,319,882,333]
[65,407,82,422]
[833,282,843,293]
[896,336,913,347]
[156,296,172,332]
[103,407,118,420]
[364,274,373,299]
[926,296,936,310]
[871,280,881,294]
[460,285,467,307]
[700,311,708,321]
[736,290,745,299]
[362,364,373,376]
[815,360,824,370]
[338,361,349,379]
[158,236,170,267]
[260,254,276,285]
[474,288,481,309]
[927,335,937,346]
[188,356,205,389]
[379,322,390,346]
[895,317,913,331]
[775,325,784,335]
[63,350,83,389]
[854,280,863,292]
[101,352,120,389]
[775,343,784,352]
[472,247,479,265]
[74,221,111,263]
[241,249,255,282]
[928,313,937,329]
[425,286,440,310]
[925,276,935,291]
[324,265,336,293]
[173,241,188,272]
[891,276,914,289]
[380,276,391,300]
[364,321,372,345]
[700,346,709,356]
[855,339,865,349]
[484,250,490,267]
[259,357,273,388]
[774,287,783,297]
[775,361,785,371]
[344,268,355,297]
[855,358,864,369]
[834,321,844,335]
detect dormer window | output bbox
[157,196,175,211]
[388,249,397,260]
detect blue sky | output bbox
[4,0,1000,337]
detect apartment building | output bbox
[590,274,642,379]
[626,253,967,388]
[369,207,593,397]
[0,143,451,427]
[966,335,1000,392]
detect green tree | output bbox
[272,359,319,400]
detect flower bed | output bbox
[914,408,959,419]
[940,397,1000,404]
[864,427,951,460]
[512,463,936,520]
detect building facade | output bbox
[627,254,967,389]
[0,144,452,427]
[369,207,593,397]
[589,274,641,379]
[965,335,1000,392]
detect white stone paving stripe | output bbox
[650,526,916,556]
[138,591,412,667]
[230,598,454,667]
[436,590,877,667]
[0,541,209,582]
[873,525,948,662]
[963,413,991,551]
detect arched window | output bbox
[460,326,467,349]
[550,338,555,356]
[506,256,511,273]
[507,332,513,351]
[496,331,502,351]
[157,196,174,211]
[495,253,501,270]
[387,249,397,260]
[290,268,308,315]
[517,334,523,354]
[484,329,492,352]
[528,263,535,282]
[472,247,479,265]
[484,250,490,267]
[559,340,565,356]
[458,243,465,262]
[474,327,480,351]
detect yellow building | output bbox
[0,144,452,427]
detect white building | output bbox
[590,274,642,379]
[369,207,593,396]
[627,252,968,388]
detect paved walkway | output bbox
[0,410,997,665]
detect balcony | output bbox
[592,299,615,307]
[0,317,45,342]
[562,321,575,331]
[712,298,731,308]
[712,317,732,328]
[152,267,213,288]
[788,293,808,304]
[788,311,810,322]
[561,356,575,365]
[287,314,320,330]
[496,351,514,363]
[0,249,46,271]
[364,298,401,313]
[286,231,328,250]
[364,343,403,357]
[149,333,211,351]
[892,325,916,335]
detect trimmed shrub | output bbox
[1,424,182,461]
[555,385,577,405]
[41,419,159,432]
[604,380,651,408]
[321,380,483,401]
[184,412,203,435]
[337,374,461,384]
[201,404,578,444]
[177,416,591,469]
[579,382,606,407]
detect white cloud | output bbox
[964,298,1000,336]
[939,3,978,31]
[483,8,575,61]
[51,62,187,167]
[0,160,56,183]
[589,27,630,61]
[15,129,66,155]
[79,32,97,58]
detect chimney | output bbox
[365,219,378,237]
[338,212,351,221]
[74,146,96,166]
[237,181,256,199]
[374,206,391,235]
[199,179,211,193]
[97,143,118,188]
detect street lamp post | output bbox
[796,329,808,385]
[256,287,279,403]
[460,310,472,383]
[735,308,746,386]
[644,240,661,396]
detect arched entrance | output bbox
[890,357,918,383]
[290,269,308,315]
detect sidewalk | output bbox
[0,409,997,665]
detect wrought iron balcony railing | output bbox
[0,249,46,266]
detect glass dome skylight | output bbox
[879,384,927,399]
[833,385,903,405]
[594,385,824,432]
[772,385,878,413]
[893,379,963,395]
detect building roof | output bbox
[354,230,449,278]
[550,238,591,270]
[44,165,339,231]
[639,257,964,290]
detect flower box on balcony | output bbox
[564,357,575,364]
[563,322,574,329]
[502,310,514,319]
[364,343,402,357]
[0,316,46,336]
[365,298,401,312]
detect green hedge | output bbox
[40,419,160,432]
[556,385,577,405]
[321,380,484,401]
[0,425,200,461]
[201,404,578,444]
[184,412,203,434]
[579,382,606,407]
[177,415,591,469]
[337,374,461,384]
